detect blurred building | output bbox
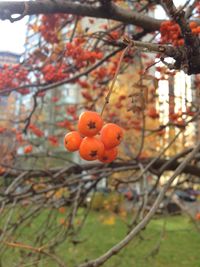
[23,15,81,163]
[0,51,20,66]
[0,51,21,169]
[0,51,21,128]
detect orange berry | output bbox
[100,123,123,149]
[196,26,200,33]
[64,131,82,152]
[98,147,118,163]
[59,218,66,225]
[192,28,199,34]
[147,107,159,119]
[24,145,33,154]
[0,167,5,175]
[79,136,104,161]
[178,39,184,46]
[195,213,200,220]
[172,33,178,40]
[59,207,66,214]
[189,21,198,29]
[78,111,103,137]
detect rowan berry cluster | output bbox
[160,21,183,46]
[42,64,69,83]
[160,21,200,46]
[64,111,123,163]
[189,21,200,35]
[39,14,71,43]
[65,39,103,68]
[0,64,29,93]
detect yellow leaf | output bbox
[102,215,116,225]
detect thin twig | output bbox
[100,43,132,116]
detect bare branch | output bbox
[0,0,162,31]
[78,142,200,267]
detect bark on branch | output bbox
[162,0,200,74]
[0,0,162,31]
[3,157,200,179]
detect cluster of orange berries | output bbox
[64,111,123,163]
[39,14,70,43]
[189,21,200,35]
[42,63,69,83]
[160,21,200,47]
[0,64,29,92]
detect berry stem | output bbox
[100,43,131,116]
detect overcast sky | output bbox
[0,0,28,54]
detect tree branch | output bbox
[78,142,200,267]
[0,0,162,31]
[162,0,200,74]
[3,157,200,180]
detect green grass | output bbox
[1,210,200,267]
[61,214,200,267]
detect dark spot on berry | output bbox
[87,121,96,129]
[117,133,121,141]
[103,156,108,161]
[90,150,97,157]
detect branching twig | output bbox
[78,142,200,267]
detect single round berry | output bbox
[78,111,103,137]
[79,136,104,161]
[100,123,123,149]
[98,147,118,163]
[64,131,82,152]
